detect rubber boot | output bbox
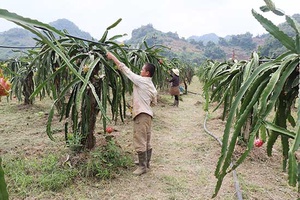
[174,100,179,107]
[170,99,174,106]
[172,99,178,106]
[133,151,147,175]
[135,149,152,168]
[146,148,152,168]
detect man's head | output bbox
[140,63,155,77]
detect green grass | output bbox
[3,153,79,197]
[82,140,133,179]
[3,139,134,198]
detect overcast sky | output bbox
[0,0,299,41]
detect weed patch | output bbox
[81,140,133,179]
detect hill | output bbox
[0,19,93,60]
[49,18,93,40]
[0,19,264,63]
[188,33,220,45]
[1,14,299,63]
[0,28,37,59]
[126,24,264,63]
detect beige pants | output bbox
[133,113,152,152]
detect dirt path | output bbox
[73,78,238,200]
[64,78,298,200]
[1,77,298,200]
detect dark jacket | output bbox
[169,75,179,87]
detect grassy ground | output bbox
[0,77,298,200]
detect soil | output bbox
[0,78,298,200]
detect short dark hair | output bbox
[145,63,155,77]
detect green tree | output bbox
[204,41,226,60]
[229,32,256,50]
[218,37,229,46]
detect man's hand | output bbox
[106,52,122,70]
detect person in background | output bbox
[168,68,180,107]
[106,52,157,176]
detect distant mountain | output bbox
[0,28,37,60]
[188,33,220,45]
[126,13,299,62]
[1,14,299,62]
[126,24,263,63]
[49,19,93,40]
[0,19,94,60]
[126,24,205,64]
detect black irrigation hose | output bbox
[204,111,243,200]
[188,91,200,95]
[0,45,39,49]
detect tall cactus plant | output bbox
[211,0,299,197]
[0,8,170,152]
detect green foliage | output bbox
[3,154,79,197]
[82,140,133,179]
[203,41,226,60]
[2,142,132,198]
[0,158,9,200]
[0,19,94,61]
[201,54,260,118]
[204,1,300,197]
[259,13,300,57]
[218,38,229,46]
[228,32,256,50]
[5,58,35,104]
[67,132,84,152]
[259,35,286,57]
[0,9,169,151]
